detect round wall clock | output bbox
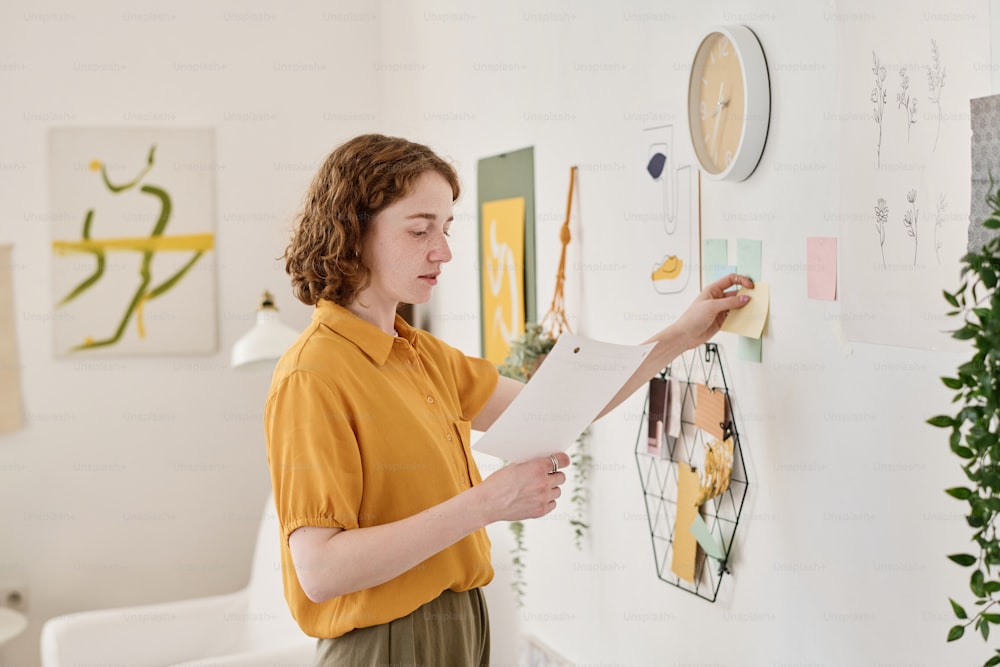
[687,25,771,182]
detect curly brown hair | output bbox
[284,134,460,306]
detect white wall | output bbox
[379,1,987,666]
[0,2,381,665]
[0,0,989,665]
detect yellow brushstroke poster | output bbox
[0,245,24,433]
[48,128,217,356]
[480,197,525,365]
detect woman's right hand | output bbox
[288,454,571,603]
[477,452,570,523]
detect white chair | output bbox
[40,494,315,667]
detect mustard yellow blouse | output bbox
[264,300,499,639]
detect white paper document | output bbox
[473,333,656,462]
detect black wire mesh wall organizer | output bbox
[633,342,749,602]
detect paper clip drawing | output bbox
[643,125,695,295]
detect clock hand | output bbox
[709,83,727,156]
[707,99,730,119]
[708,82,733,163]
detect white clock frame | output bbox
[687,24,771,182]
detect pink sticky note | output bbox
[807,237,837,301]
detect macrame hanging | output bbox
[499,165,589,608]
[498,165,578,382]
[539,165,577,340]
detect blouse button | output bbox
[446,434,453,441]
[426,396,434,404]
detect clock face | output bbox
[688,32,747,176]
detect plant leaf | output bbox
[950,597,968,619]
[952,446,975,459]
[948,624,965,641]
[954,325,979,340]
[985,656,1000,667]
[929,413,956,426]
[973,570,986,596]
[949,553,977,566]
[983,269,998,289]
[944,289,960,307]
[947,487,974,500]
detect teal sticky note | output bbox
[735,239,762,281]
[735,239,763,363]
[713,264,738,282]
[738,336,762,362]
[702,239,728,287]
[690,514,726,560]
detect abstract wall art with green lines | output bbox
[48,128,217,356]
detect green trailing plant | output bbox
[929,179,1000,665]
[498,323,591,606]
[508,517,527,605]
[497,323,557,383]
[569,426,592,551]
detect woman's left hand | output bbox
[670,273,754,350]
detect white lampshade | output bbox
[231,291,300,369]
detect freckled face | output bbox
[360,170,454,309]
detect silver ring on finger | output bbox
[549,454,559,474]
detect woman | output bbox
[265,133,752,665]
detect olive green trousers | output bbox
[314,588,490,666]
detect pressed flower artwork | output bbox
[837,0,985,350]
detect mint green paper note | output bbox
[713,264,737,282]
[736,239,763,363]
[702,239,728,288]
[690,513,726,560]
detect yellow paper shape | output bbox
[671,463,702,583]
[480,197,526,365]
[697,436,735,505]
[651,255,683,281]
[720,283,769,339]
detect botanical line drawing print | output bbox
[871,51,888,167]
[903,188,919,266]
[897,67,917,142]
[928,39,946,152]
[934,193,947,265]
[52,145,213,351]
[875,197,888,269]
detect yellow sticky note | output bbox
[671,463,702,583]
[720,283,769,339]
